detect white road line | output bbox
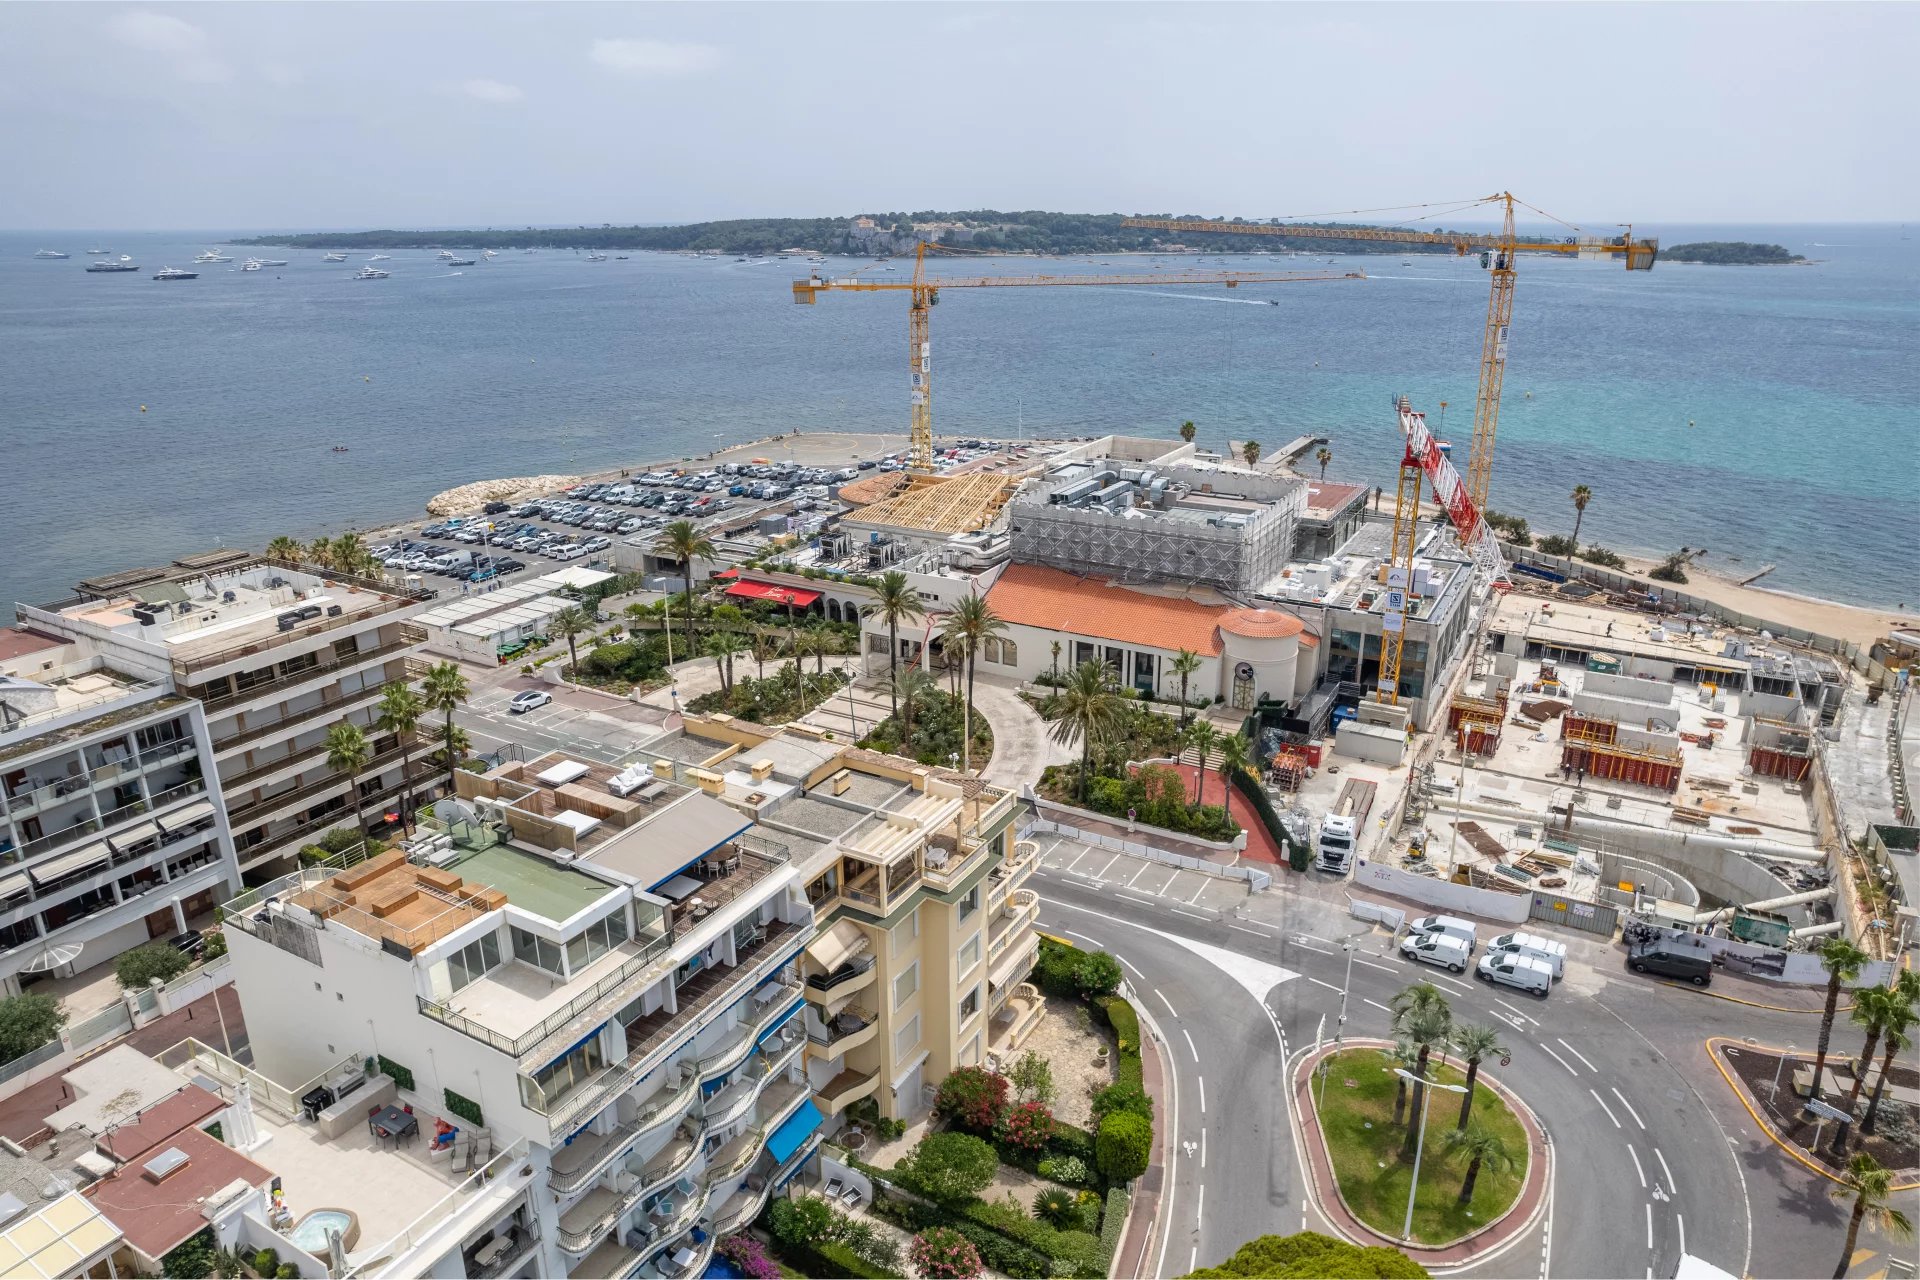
[1198,1077,1207,1114]
[1557,1039,1598,1072]
[1362,998,1393,1015]
[1291,937,1335,955]
[1644,1202,1653,1250]
[1186,879,1209,905]
[1228,923,1274,937]
[1611,1087,1647,1130]
[1538,1042,1580,1076]
[1626,1143,1646,1188]
[1653,1147,1676,1192]
[1428,973,1475,994]
[1125,862,1153,889]
[1116,954,1146,981]
[1190,1246,1198,1273]
[1676,1212,1685,1258]
[1200,1127,1207,1169]
[1156,988,1179,1018]
[1182,1028,1199,1062]
[1172,908,1210,921]
[1306,976,1343,993]
[1590,1088,1622,1128]
[1063,846,1092,872]
[1095,853,1124,879]
[1196,1181,1205,1224]
[1063,928,1103,946]
[1116,891,1158,906]
[1353,957,1398,974]
[1496,998,1538,1025]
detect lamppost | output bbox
[1318,929,1373,1109]
[1394,1068,1469,1242]
[1446,722,1471,876]
[1769,1041,1799,1108]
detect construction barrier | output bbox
[1747,744,1813,783]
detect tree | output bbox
[1445,1127,1514,1205]
[1828,1153,1913,1280]
[0,992,67,1062]
[1048,661,1127,802]
[1390,982,1454,1156]
[1009,1049,1055,1105]
[332,533,366,576]
[374,682,425,835]
[1242,440,1262,468]
[266,535,302,563]
[1215,732,1251,810]
[421,661,471,792]
[656,520,715,654]
[1809,938,1869,1102]
[307,536,333,570]
[933,1065,1008,1131]
[1863,972,1919,1136]
[1186,721,1219,805]
[1833,985,1907,1150]
[623,599,650,635]
[1095,1110,1153,1182]
[1183,1230,1428,1279]
[1315,446,1332,480]
[1384,1041,1421,1127]
[892,666,936,757]
[324,720,373,844]
[909,1226,983,1279]
[869,570,925,720]
[751,631,781,682]
[1569,485,1592,545]
[997,1099,1056,1152]
[1169,648,1203,727]
[940,594,1005,775]
[116,942,190,990]
[704,632,738,697]
[1049,639,1062,683]
[1450,1024,1507,1130]
[1075,950,1123,998]
[906,1131,998,1202]
[552,605,592,675]
[1179,420,1197,444]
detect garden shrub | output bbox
[0,992,66,1063]
[1033,1186,1078,1227]
[116,942,189,990]
[904,1131,999,1203]
[1091,1080,1153,1125]
[442,1087,483,1127]
[159,1229,218,1279]
[910,1226,983,1279]
[1037,1155,1089,1186]
[252,1247,280,1276]
[1074,951,1122,999]
[1186,1230,1429,1278]
[716,1233,780,1280]
[1099,1186,1130,1264]
[932,1065,1008,1132]
[376,1055,415,1092]
[1095,1111,1152,1182]
[996,1100,1056,1153]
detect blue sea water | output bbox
[0,223,1913,612]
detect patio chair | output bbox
[824,1176,846,1202]
[837,1184,864,1209]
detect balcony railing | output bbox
[807,1006,878,1057]
[224,740,424,828]
[2,779,207,867]
[2,741,197,823]
[988,890,1040,959]
[695,986,802,1082]
[342,1138,532,1279]
[195,636,412,717]
[549,1064,701,1199]
[211,683,387,753]
[804,954,876,997]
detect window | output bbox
[959,986,980,1024]
[981,638,1001,664]
[998,639,1017,666]
[958,886,980,923]
[893,962,918,1010]
[511,927,564,976]
[562,911,630,973]
[890,908,919,958]
[448,932,502,993]
[958,935,981,977]
[893,1014,920,1059]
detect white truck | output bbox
[1316,778,1376,873]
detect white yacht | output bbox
[86,255,140,273]
[193,249,232,263]
[242,258,264,271]
[324,252,348,262]
[368,253,392,262]
[258,257,288,266]
[32,249,69,259]
[482,249,498,259]
[86,248,111,255]
[585,252,608,262]
[152,266,198,280]
[437,250,457,261]
[353,265,390,279]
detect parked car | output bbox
[1486,931,1567,979]
[508,690,552,714]
[1477,952,1553,996]
[1400,933,1471,973]
[1627,944,1713,986]
[1406,915,1478,954]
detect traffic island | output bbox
[1710,1038,1919,1186]
[1291,1040,1550,1265]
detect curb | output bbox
[1124,985,1177,1279]
[1660,981,1848,1014]
[1704,1036,1920,1192]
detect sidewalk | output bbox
[1112,1009,1170,1279]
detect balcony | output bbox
[703,1033,804,1131]
[805,952,877,1000]
[988,889,1040,960]
[224,739,426,829]
[988,839,1039,910]
[211,683,386,756]
[576,1235,644,1280]
[551,1066,696,1199]
[705,1126,765,1183]
[3,779,207,867]
[757,1075,809,1129]
[555,1130,701,1256]
[695,986,802,1082]
[988,930,1040,994]
[194,635,412,718]
[2,741,197,824]
[234,775,415,871]
[806,1005,878,1060]
[706,1175,772,1236]
[814,1065,881,1116]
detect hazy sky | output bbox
[3,2,1913,230]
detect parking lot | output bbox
[459,678,672,766]
[1030,831,1254,917]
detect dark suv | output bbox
[1627,944,1713,986]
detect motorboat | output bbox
[86,255,139,273]
[86,248,111,255]
[437,250,457,260]
[585,252,608,261]
[368,253,391,262]
[242,258,263,271]
[444,257,476,266]
[32,249,69,259]
[353,265,390,279]
[258,258,288,266]
[193,249,232,263]
[324,252,348,262]
[152,266,198,280]
[483,249,498,259]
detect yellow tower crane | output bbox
[793,241,1364,473]
[1123,194,1657,509]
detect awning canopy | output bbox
[29,841,112,886]
[156,799,215,833]
[766,1099,824,1165]
[106,819,164,852]
[804,919,870,975]
[724,580,821,608]
[755,999,805,1050]
[0,869,31,901]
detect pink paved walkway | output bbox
[1171,762,1285,865]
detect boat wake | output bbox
[1128,291,1271,306]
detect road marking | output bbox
[1611,1087,1646,1130]
[1353,957,1398,974]
[1198,1077,1207,1114]
[1496,998,1538,1025]
[1653,1147,1676,1192]
[1428,973,1475,994]
[1557,1039,1598,1072]
[1156,989,1179,1018]
[1190,1246,1197,1273]
[1645,1202,1652,1250]
[1228,923,1274,937]
[1537,1042,1580,1076]
[1362,998,1393,1015]
[1064,846,1092,872]
[1095,853,1123,879]
[1200,1127,1207,1169]
[1676,1212,1685,1258]
[1196,1181,1205,1229]
[1182,1028,1199,1062]
[1116,891,1158,907]
[1306,976,1343,993]
[1125,862,1153,889]
[1172,908,1210,921]
[1627,1143,1646,1188]
[1590,1088,1623,1128]
[1186,879,1209,905]
[1116,954,1145,980]
[1063,928,1103,947]
[1290,936,1334,955]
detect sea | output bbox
[1,224,1914,613]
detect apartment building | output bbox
[16,551,433,881]
[223,750,820,1280]
[655,721,1039,1127]
[0,627,236,995]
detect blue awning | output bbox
[765,1098,824,1165]
[754,999,804,1049]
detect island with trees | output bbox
[1662,241,1806,264]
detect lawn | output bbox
[1312,1047,1528,1246]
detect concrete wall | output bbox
[1572,690,1682,731]
[1350,859,1532,923]
[1334,719,1406,765]
[1581,671,1676,707]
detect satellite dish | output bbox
[433,799,479,827]
[21,941,84,973]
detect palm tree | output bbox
[704,632,736,700]
[940,594,1005,775]
[1391,982,1454,1155]
[1810,937,1869,1102]
[656,520,715,655]
[1048,661,1127,802]
[1385,1041,1422,1126]
[1314,446,1333,481]
[333,533,366,575]
[552,606,592,675]
[323,721,373,851]
[1451,1024,1508,1130]
[750,632,780,682]
[1861,975,1918,1136]
[420,661,471,792]
[433,723,472,777]
[374,682,425,835]
[266,535,301,563]
[1170,649,1203,728]
[893,666,936,758]
[1446,1127,1515,1205]
[1569,485,1593,545]
[1049,639,1062,684]
[1215,732,1250,809]
[308,536,334,570]
[1179,420,1197,444]
[868,571,925,720]
[1829,1153,1913,1279]
[1241,440,1262,468]
[1185,721,1218,805]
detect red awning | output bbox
[724,580,821,607]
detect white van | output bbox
[1487,931,1567,979]
[1477,952,1553,997]
[1407,915,1479,954]
[1400,932,1472,974]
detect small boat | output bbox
[613,255,628,260]
[445,257,476,266]
[193,249,232,263]
[353,265,390,279]
[368,254,391,262]
[86,255,140,273]
[258,258,288,266]
[33,249,69,259]
[483,249,498,259]
[437,250,456,260]
[86,248,111,255]
[331,445,350,453]
[242,258,263,271]
[324,252,348,262]
[152,266,198,280]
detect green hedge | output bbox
[1230,763,1308,869]
[377,1055,415,1092]
[1099,1186,1130,1265]
[856,1158,1111,1279]
[774,1236,895,1280]
[1099,997,1145,1091]
[442,1088,483,1128]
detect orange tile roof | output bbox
[1219,608,1306,639]
[986,564,1228,657]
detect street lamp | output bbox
[1317,929,1373,1109]
[1770,1042,1799,1108]
[1446,723,1471,876]
[1394,1068,1469,1243]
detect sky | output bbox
[1,2,1913,231]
